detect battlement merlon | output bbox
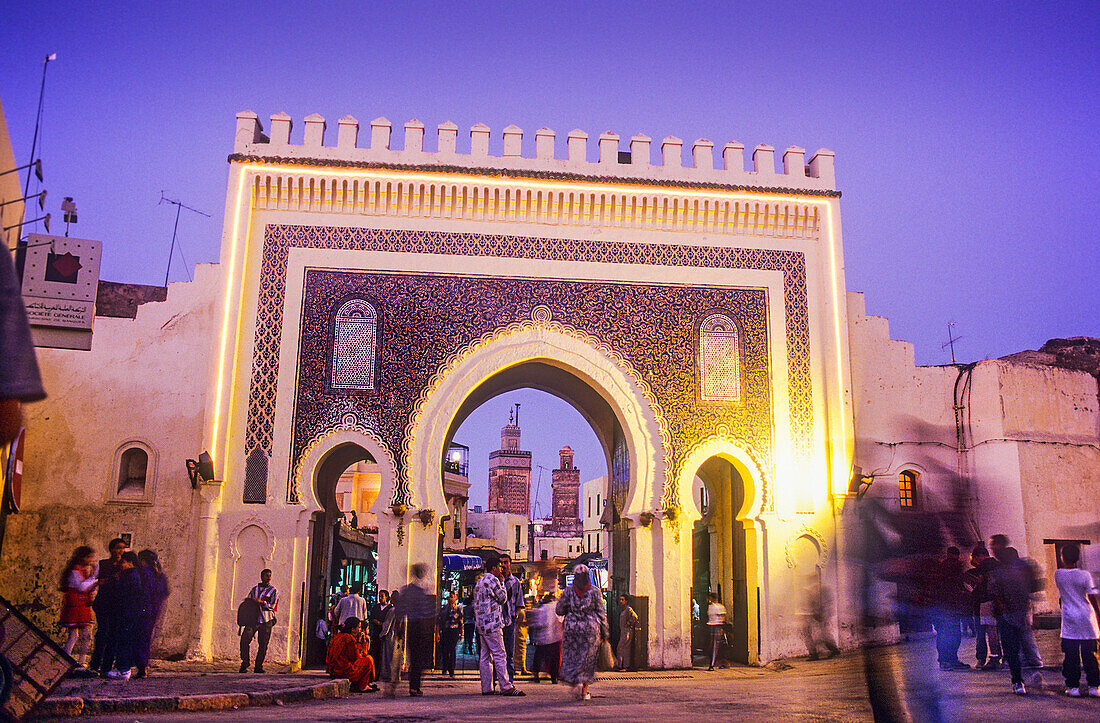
[233,111,837,192]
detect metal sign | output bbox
[20,233,101,330]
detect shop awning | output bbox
[443,554,485,572]
[333,535,374,563]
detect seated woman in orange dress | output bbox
[326,617,378,692]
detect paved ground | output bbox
[40,629,1100,721]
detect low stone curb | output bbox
[33,679,351,718]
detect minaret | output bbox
[487,406,532,515]
[550,445,581,534]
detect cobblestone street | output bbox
[42,630,1100,722]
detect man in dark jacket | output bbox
[395,563,436,696]
[90,538,129,676]
[104,551,144,680]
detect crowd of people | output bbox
[58,537,170,680]
[881,532,1100,698]
[311,553,641,702]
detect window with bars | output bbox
[699,312,741,402]
[899,470,918,509]
[332,299,378,390]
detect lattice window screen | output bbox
[243,447,268,504]
[699,313,741,402]
[332,300,377,390]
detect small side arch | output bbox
[294,427,397,517]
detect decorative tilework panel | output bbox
[243,225,815,503]
[292,270,772,505]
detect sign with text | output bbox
[20,233,101,330]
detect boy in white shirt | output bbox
[1055,542,1100,697]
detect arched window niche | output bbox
[332,299,378,391]
[698,312,741,402]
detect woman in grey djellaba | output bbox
[556,564,609,700]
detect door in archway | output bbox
[304,444,380,667]
[693,456,755,665]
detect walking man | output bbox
[990,547,1033,695]
[969,546,1002,669]
[991,534,1044,680]
[396,563,436,697]
[474,554,524,696]
[240,569,278,673]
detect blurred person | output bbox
[438,592,463,678]
[968,545,1002,669]
[239,568,279,674]
[334,582,368,628]
[59,547,98,672]
[326,617,378,692]
[474,554,524,696]
[514,604,530,676]
[462,595,476,654]
[134,550,169,678]
[801,575,839,661]
[89,538,128,676]
[396,563,436,697]
[557,564,608,701]
[930,547,969,671]
[105,551,143,680]
[990,546,1033,695]
[0,241,45,445]
[380,589,405,696]
[330,585,350,630]
[706,592,727,670]
[990,534,1044,674]
[616,594,640,671]
[1055,542,1100,697]
[531,592,563,683]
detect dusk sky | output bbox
[3,2,1097,510]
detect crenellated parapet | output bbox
[233,111,837,193]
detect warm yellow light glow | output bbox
[823,201,852,496]
[233,161,831,205]
[450,451,462,462]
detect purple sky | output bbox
[3,3,1098,506]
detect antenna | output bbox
[515,402,521,427]
[531,466,545,518]
[941,322,964,364]
[158,192,210,286]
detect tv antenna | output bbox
[159,192,210,286]
[941,322,963,364]
[531,465,547,519]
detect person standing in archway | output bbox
[616,594,639,671]
[706,592,727,670]
[474,554,524,696]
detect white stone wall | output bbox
[581,476,609,555]
[1,264,220,655]
[847,291,1100,614]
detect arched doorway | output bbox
[442,365,628,648]
[298,439,386,666]
[688,452,762,665]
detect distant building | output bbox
[443,443,470,551]
[581,476,609,555]
[549,446,581,535]
[530,517,581,561]
[487,408,531,515]
[466,510,530,557]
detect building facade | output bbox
[549,446,582,536]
